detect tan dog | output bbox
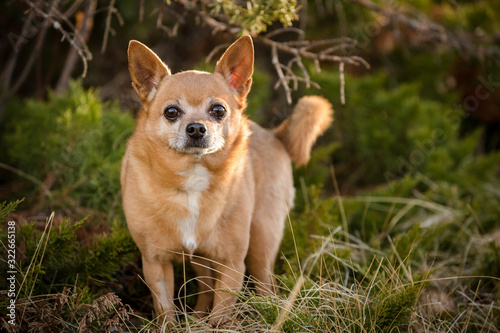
[121,35,333,326]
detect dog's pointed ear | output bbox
[128,40,171,103]
[215,35,254,99]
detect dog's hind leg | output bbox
[191,257,215,318]
[245,222,281,296]
[246,195,290,295]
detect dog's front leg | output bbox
[142,256,176,327]
[209,259,245,326]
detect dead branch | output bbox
[265,27,305,40]
[256,35,370,68]
[176,0,369,105]
[151,4,185,37]
[256,33,368,105]
[63,0,85,17]
[339,61,345,105]
[101,0,124,54]
[206,43,230,63]
[55,0,97,93]
[23,0,93,84]
[272,44,293,104]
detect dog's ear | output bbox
[215,35,254,99]
[128,40,171,103]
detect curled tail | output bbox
[273,96,334,166]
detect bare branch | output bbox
[256,36,370,68]
[63,0,85,18]
[281,63,298,91]
[175,0,369,104]
[101,0,116,54]
[206,43,230,63]
[284,37,357,49]
[339,62,345,105]
[55,0,97,93]
[292,57,311,89]
[265,27,305,40]
[101,0,124,54]
[283,76,321,89]
[152,4,185,37]
[23,0,93,80]
[272,44,292,104]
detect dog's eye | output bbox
[210,104,226,120]
[164,106,181,120]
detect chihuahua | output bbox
[121,35,333,326]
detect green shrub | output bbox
[0,205,137,305]
[1,81,133,219]
[0,200,138,332]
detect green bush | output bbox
[1,81,134,219]
[0,200,137,308]
[304,71,462,187]
[0,200,137,331]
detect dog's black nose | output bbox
[186,122,207,139]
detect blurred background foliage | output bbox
[1,0,500,331]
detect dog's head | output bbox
[128,36,254,156]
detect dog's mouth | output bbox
[185,137,210,149]
[178,138,215,156]
[169,133,225,156]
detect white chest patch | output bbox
[177,164,211,253]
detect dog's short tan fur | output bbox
[121,36,333,325]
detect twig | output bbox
[101,0,116,54]
[285,37,357,49]
[63,0,85,17]
[281,63,298,90]
[295,56,311,89]
[22,0,93,89]
[173,0,370,103]
[256,36,370,68]
[283,76,320,89]
[55,0,96,93]
[153,5,184,37]
[339,61,345,105]
[265,27,305,40]
[206,43,230,63]
[271,44,292,104]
